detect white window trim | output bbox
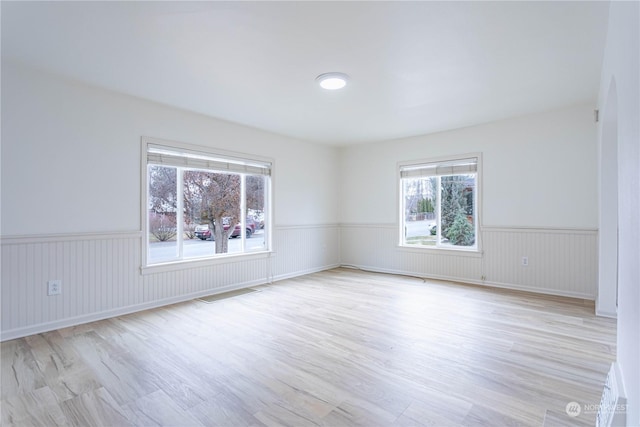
[397,152,482,253]
[140,136,274,270]
[140,251,274,275]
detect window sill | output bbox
[397,244,483,257]
[141,250,273,275]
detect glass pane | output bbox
[246,175,267,252]
[148,165,178,263]
[183,170,241,257]
[440,174,476,247]
[183,170,214,258]
[403,177,437,246]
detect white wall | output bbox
[598,1,640,424]
[1,61,339,235]
[339,104,599,298]
[1,61,341,339]
[340,104,598,228]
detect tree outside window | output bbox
[145,141,270,265]
[400,157,478,250]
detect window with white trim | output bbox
[400,156,479,250]
[144,139,271,265]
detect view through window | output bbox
[400,157,478,250]
[145,141,270,265]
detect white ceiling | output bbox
[2,1,609,145]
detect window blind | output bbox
[400,157,477,178]
[147,145,271,176]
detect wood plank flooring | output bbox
[1,268,616,426]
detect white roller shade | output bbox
[400,158,477,178]
[147,145,271,176]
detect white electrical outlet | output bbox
[47,280,62,296]
[522,256,529,267]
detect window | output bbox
[143,138,271,266]
[399,155,479,250]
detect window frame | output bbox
[140,136,273,272]
[398,153,482,253]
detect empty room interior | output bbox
[1,1,639,427]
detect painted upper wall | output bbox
[1,61,339,235]
[339,103,598,229]
[598,1,640,424]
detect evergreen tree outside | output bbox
[440,175,475,246]
[446,211,475,246]
[418,197,434,214]
[400,158,478,249]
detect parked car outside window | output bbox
[195,218,257,240]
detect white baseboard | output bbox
[340,263,595,301]
[0,264,341,342]
[0,278,267,341]
[596,308,618,319]
[270,263,341,283]
[481,280,595,300]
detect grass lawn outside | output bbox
[405,235,437,246]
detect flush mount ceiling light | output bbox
[316,72,349,90]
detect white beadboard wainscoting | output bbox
[340,224,598,300]
[1,223,596,341]
[272,225,341,280]
[482,227,598,299]
[0,225,340,341]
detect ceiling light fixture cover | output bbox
[316,72,349,90]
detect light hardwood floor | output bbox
[1,268,616,426]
